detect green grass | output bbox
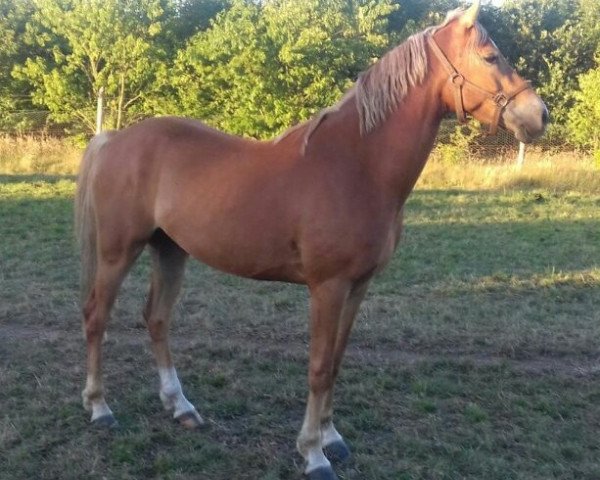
[1,170,600,479]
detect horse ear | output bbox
[460,0,481,28]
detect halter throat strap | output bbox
[427,33,531,135]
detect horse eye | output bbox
[484,54,499,64]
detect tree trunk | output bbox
[96,87,104,135]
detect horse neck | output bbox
[357,72,446,206]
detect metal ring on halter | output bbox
[451,73,465,86]
[493,93,509,108]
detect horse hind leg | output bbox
[144,230,204,429]
[82,247,141,427]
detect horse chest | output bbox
[373,216,403,273]
[326,212,404,283]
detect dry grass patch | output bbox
[0,136,82,175]
[420,151,600,192]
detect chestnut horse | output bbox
[75,2,547,479]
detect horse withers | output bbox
[75,2,547,478]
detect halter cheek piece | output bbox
[428,34,532,135]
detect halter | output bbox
[427,33,532,135]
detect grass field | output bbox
[1,160,600,479]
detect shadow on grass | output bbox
[410,187,600,209]
[0,173,76,184]
[390,218,600,287]
[0,187,598,293]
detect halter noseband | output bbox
[427,34,532,135]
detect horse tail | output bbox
[75,132,111,302]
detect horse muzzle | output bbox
[503,94,549,144]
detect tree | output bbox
[5,0,598,140]
[0,0,40,132]
[165,0,230,43]
[14,0,171,133]
[172,0,396,138]
[387,0,462,40]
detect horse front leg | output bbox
[298,279,350,480]
[321,280,370,464]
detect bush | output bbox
[567,64,600,155]
[432,123,479,164]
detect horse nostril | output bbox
[541,107,549,126]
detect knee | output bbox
[84,316,104,339]
[83,294,97,320]
[309,364,334,393]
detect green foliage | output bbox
[0,0,39,130]
[165,0,230,42]
[388,0,461,40]
[434,124,479,165]
[568,62,600,161]
[171,0,396,138]
[1,0,600,137]
[538,1,600,127]
[13,0,172,133]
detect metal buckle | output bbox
[493,93,509,108]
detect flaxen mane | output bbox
[283,29,430,149]
[280,8,490,150]
[355,29,431,135]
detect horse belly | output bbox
[162,212,305,283]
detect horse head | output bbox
[431,0,548,143]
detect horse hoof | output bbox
[305,465,339,480]
[324,439,351,463]
[92,414,118,429]
[175,410,206,430]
